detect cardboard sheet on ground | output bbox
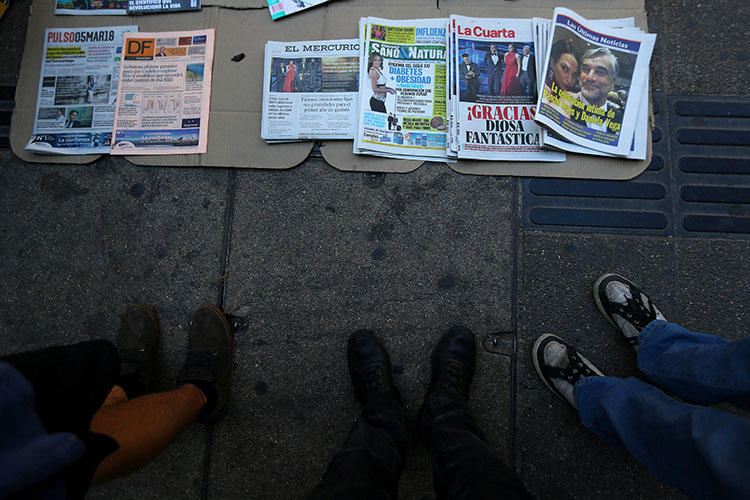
[11,0,651,178]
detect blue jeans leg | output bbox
[576,376,750,499]
[637,320,750,410]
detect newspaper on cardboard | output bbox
[25,26,136,155]
[55,0,127,15]
[110,29,214,155]
[354,17,449,161]
[535,8,655,156]
[261,39,360,142]
[449,15,564,162]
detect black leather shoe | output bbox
[117,304,159,398]
[427,326,476,400]
[347,330,400,405]
[177,306,234,422]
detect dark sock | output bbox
[118,371,146,399]
[181,380,216,416]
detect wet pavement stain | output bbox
[371,247,387,260]
[438,275,456,288]
[254,380,268,395]
[40,173,89,202]
[130,183,146,198]
[367,221,394,241]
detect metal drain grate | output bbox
[523,94,750,239]
[671,96,750,236]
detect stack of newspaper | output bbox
[446,15,564,162]
[351,10,656,162]
[533,8,656,159]
[261,39,360,143]
[354,17,450,161]
[352,15,564,162]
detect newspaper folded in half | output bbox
[354,17,449,161]
[25,26,137,155]
[449,15,564,162]
[111,29,214,155]
[261,39,360,142]
[535,8,655,156]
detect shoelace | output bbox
[617,294,655,330]
[119,346,146,368]
[362,365,384,396]
[440,360,464,393]
[181,350,216,377]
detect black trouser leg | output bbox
[308,393,408,499]
[420,391,531,500]
[1,340,121,498]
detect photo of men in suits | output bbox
[519,45,537,99]
[483,44,503,96]
[459,53,480,102]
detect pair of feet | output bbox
[116,305,234,422]
[533,273,666,409]
[348,325,475,413]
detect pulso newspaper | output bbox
[25,26,137,155]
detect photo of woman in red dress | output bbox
[500,43,522,96]
[283,60,296,92]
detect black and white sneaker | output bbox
[593,273,666,349]
[533,334,604,409]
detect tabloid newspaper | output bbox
[55,0,127,15]
[261,40,360,142]
[25,26,137,155]
[111,29,214,155]
[448,15,564,162]
[266,0,329,21]
[354,17,449,161]
[535,8,655,156]
[533,16,649,160]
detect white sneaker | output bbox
[532,334,604,409]
[593,273,666,350]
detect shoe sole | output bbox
[203,305,235,350]
[532,333,604,406]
